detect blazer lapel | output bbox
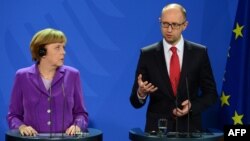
[52,67,64,86]
[154,41,175,99]
[28,64,65,95]
[177,40,192,94]
[28,64,49,95]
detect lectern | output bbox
[129,128,223,141]
[5,128,102,141]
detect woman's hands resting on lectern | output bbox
[19,124,81,136]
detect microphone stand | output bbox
[49,86,52,138]
[175,79,179,138]
[61,83,66,138]
[185,77,190,138]
[175,98,179,138]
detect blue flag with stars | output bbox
[220,0,250,126]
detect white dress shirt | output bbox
[163,35,184,75]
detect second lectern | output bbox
[129,128,223,141]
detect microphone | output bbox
[49,85,52,138]
[185,76,190,137]
[74,121,79,137]
[175,98,179,137]
[74,118,84,137]
[61,83,66,138]
[174,79,179,137]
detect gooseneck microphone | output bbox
[175,79,179,137]
[185,76,190,137]
[49,85,52,138]
[48,83,66,138]
[175,98,179,137]
[61,83,66,138]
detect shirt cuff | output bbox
[137,90,147,99]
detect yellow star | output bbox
[232,111,244,125]
[233,23,244,40]
[220,91,230,107]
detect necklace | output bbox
[40,72,54,80]
[38,65,55,80]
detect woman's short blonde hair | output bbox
[30,28,67,62]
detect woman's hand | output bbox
[19,124,38,136]
[65,125,81,136]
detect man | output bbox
[130,3,218,133]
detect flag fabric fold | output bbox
[220,0,250,127]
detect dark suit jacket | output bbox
[130,40,218,133]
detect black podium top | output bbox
[5,128,102,141]
[129,128,223,141]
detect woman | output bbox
[7,28,88,136]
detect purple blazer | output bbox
[7,64,88,133]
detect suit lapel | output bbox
[52,67,64,86]
[28,64,65,96]
[177,40,192,93]
[154,41,175,99]
[28,64,49,95]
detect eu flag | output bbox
[220,0,250,126]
